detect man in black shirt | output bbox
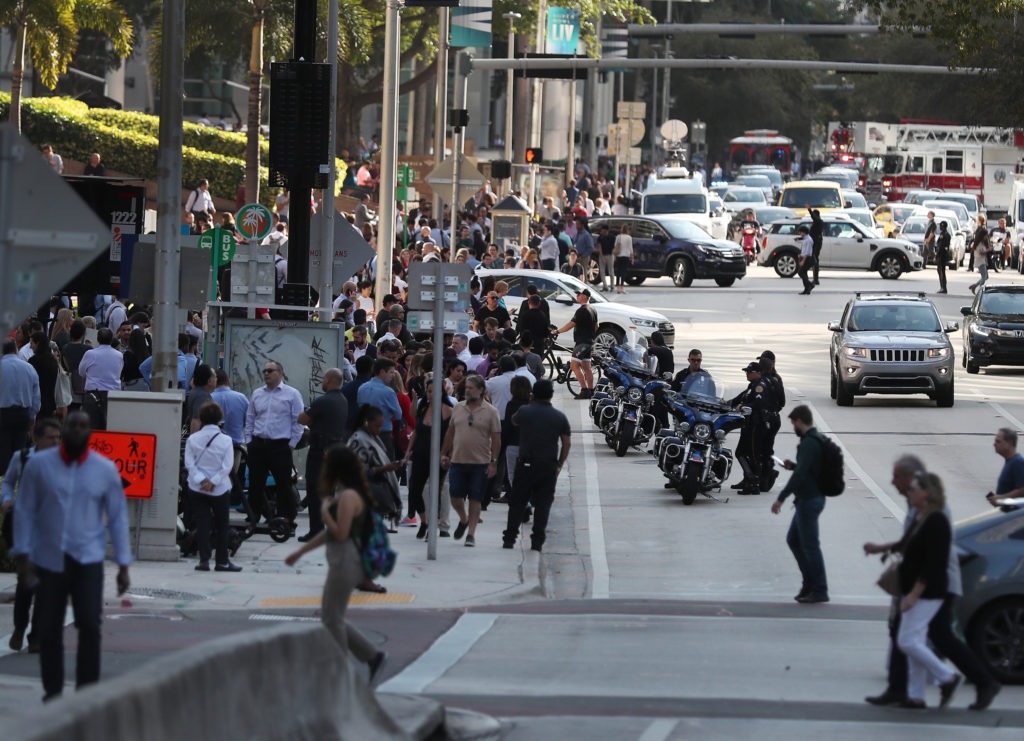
[516,295,551,347]
[807,207,824,285]
[297,368,349,541]
[554,289,598,397]
[525,284,551,322]
[474,290,512,332]
[672,348,707,391]
[503,379,571,551]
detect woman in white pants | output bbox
[895,472,960,709]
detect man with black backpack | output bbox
[771,404,830,604]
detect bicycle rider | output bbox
[554,288,598,399]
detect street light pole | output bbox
[503,11,521,195]
[375,0,403,312]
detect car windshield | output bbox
[901,219,927,235]
[643,193,708,215]
[843,192,868,208]
[756,207,795,223]
[724,187,766,204]
[737,176,771,188]
[780,187,842,209]
[848,304,942,332]
[891,205,918,222]
[846,211,874,229]
[661,219,716,241]
[923,201,969,223]
[934,194,978,213]
[978,291,1024,315]
[556,273,608,303]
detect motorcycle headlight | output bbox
[971,324,993,336]
[627,387,644,402]
[843,346,867,358]
[694,423,711,441]
[927,347,950,358]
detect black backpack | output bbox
[813,431,845,497]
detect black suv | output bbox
[961,284,1024,373]
[589,215,747,288]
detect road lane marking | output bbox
[579,402,610,599]
[378,613,498,694]
[988,401,1024,432]
[638,718,678,741]
[804,402,905,520]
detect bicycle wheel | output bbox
[564,366,581,398]
[545,351,559,379]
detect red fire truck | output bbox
[826,120,1024,214]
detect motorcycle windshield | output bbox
[612,339,650,374]
[680,372,721,404]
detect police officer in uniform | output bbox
[758,352,784,491]
[730,361,778,495]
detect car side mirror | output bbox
[856,237,864,242]
[959,306,972,316]
[845,201,853,209]
[944,321,959,333]
[827,321,842,331]
[655,234,667,243]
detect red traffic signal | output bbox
[525,147,543,164]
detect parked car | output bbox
[959,284,1024,373]
[721,186,768,214]
[828,292,958,406]
[589,214,747,288]
[758,215,923,279]
[897,211,966,267]
[873,202,919,237]
[955,505,1024,683]
[475,268,676,353]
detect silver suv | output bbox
[828,293,958,407]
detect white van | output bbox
[641,168,715,234]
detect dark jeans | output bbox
[3,510,39,640]
[886,594,994,696]
[504,459,558,550]
[541,258,556,271]
[936,253,948,290]
[812,243,822,283]
[247,438,296,522]
[305,447,326,535]
[614,256,631,286]
[0,406,31,473]
[798,258,814,293]
[188,489,230,565]
[35,556,104,697]
[83,390,108,431]
[408,446,447,517]
[785,496,828,595]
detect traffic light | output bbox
[525,147,543,164]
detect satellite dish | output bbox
[660,119,688,142]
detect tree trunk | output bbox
[245,9,265,204]
[11,22,27,133]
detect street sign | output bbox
[617,101,647,121]
[89,430,158,499]
[198,227,237,264]
[406,262,473,311]
[310,211,376,285]
[0,124,109,334]
[398,165,415,186]
[235,203,274,241]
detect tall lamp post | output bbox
[503,11,521,195]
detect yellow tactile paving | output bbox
[260,593,414,607]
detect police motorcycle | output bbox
[651,373,746,505]
[592,332,666,457]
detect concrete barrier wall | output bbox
[6,624,408,741]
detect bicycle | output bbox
[542,333,583,398]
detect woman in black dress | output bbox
[406,375,453,539]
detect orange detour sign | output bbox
[88,431,158,499]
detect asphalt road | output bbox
[3,263,1023,739]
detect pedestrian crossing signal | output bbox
[525,148,543,164]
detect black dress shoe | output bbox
[730,481,747,490]
[865,690,905,706]
[297,531,320,543]
[453,521,468,540]
[215,562,243,572]
[897,699,926,709]
[939,674,962,708]
[795,592,829,604]
[969,681,1001,711]
[416,521,428,539]
[195,562,210,572]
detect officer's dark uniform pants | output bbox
[504,458,558,550]
[0,406,31,472]
[737,423,761,484]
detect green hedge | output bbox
[0,94,348,205]
[0,93,277,206]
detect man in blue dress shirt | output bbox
[211,369,250,503]
[0,338,41,471]
[356,358,403,459]
[13,411,132,701]
[244,360,304,525]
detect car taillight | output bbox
[761,236,768,249]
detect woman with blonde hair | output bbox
[894,472,961,709]
[49,308,74,350]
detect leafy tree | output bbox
[0,0,133,132]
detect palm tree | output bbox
[0,0,134,133]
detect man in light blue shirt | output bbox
[211,369,250,501]
[356,358,403,458]
[1,338,41,472]
[138,332,198,389]
[13,411,131,701]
